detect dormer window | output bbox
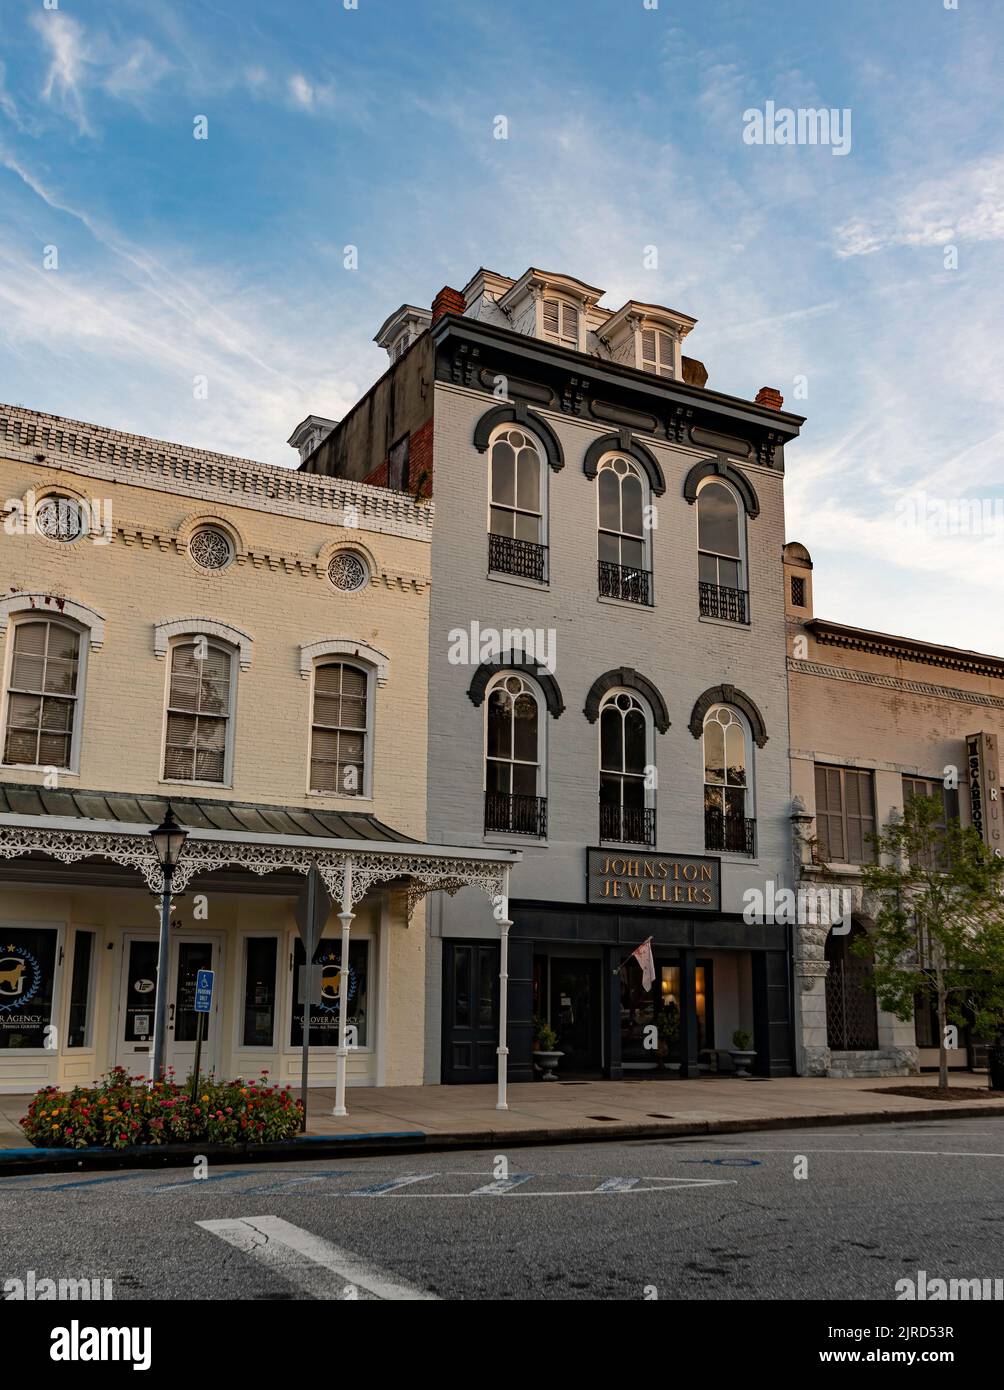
[641,328,676,378]
[392,332,410,361]
[542,298,580,350]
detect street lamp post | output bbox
[150,805,188,1083]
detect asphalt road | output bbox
[2,1118,1003,1301]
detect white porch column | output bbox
[496,865,512,1112]
[333,857,354,1117]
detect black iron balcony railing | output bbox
[600,802,657,847]
[704,808,756,856]
[484,790,548,837]
[699,581,749,623]
[598,560,652,606]
[488,533,548,583]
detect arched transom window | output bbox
[697,480,747,621]
[3,619,81,769]
[703,705,754,854]
[599,690,654,845]
[488,428,546,582]
[598,456,650,604]
[164,640,234,784]
[310,662,369,796]
[484,673,545,836]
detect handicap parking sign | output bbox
[194,968,214,1013]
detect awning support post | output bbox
[496,865,512,1112]
[333,856,354,1117]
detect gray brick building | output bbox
[301,267,805,1083]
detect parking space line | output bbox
[197,1214,439,1300]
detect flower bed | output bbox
[20,1068,303,1149]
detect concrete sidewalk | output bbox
[3,1074,1003,1155]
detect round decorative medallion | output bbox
[327,552,368,592]
[35,494,84,543]
[189,527,233,571]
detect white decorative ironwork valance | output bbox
[0,823,511,907]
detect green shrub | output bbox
[20,1068,303,1149]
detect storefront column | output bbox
[333,857,354,1117]
[603,946,623,1079]
[678,948,700,1078]
[496,865,511,1111]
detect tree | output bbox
[859,793,1004,1091]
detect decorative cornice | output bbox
[153,618,254,671]
[0,403,433,542]
[0,594,106,650]
[787,657,1004,711]
[299,639,390,685]
[805,620,1004,679]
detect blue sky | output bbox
[1,0,1002,650]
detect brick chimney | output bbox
[431,286,466,324]
[755,386,784,411]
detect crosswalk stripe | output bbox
[197,1215,439,1301]
[470,1174,534,1194]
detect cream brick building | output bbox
[784,541,1004,1077]
[0,404,515,1096]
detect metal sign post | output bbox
[191,968,214,1104]
[294,864,331,1133]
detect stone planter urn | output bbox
[729,1049,757,1078]
[536,1050,564,1081]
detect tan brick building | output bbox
[0,404,515,1097]
[784,541,1004,1077]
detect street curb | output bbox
[1,1101,1002,1176]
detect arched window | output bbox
[697,479,747,622]
[484,672,546,836]
[310,661,370,796]
[2,619,83,770]
[597,455,651,605]
[163,639,235,785]
[488,427,546,581]
[703,704,755,855]
[599,689,655,846]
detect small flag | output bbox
[630,937,655,992]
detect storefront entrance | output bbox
[548,958,603,1073]
[115,932,224,1078]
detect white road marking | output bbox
[471,1174,534,1194]
[197,1215,438,1301]
[348,1173,437,1196]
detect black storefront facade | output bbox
[441,851,796,1084]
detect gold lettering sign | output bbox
[588,850,720,911]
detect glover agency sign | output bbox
[587,850,721,912]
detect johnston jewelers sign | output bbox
[587,850,721,912]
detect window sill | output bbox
[0,764,79,777]
[482,832,548,847]
[158,778,232,791]
[307,791,374,804]
[486,571,550,592]
[596,595,656,612]
[698,614,751,630]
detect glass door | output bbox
[168,937,222,1079]
[116,934,159,1073]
